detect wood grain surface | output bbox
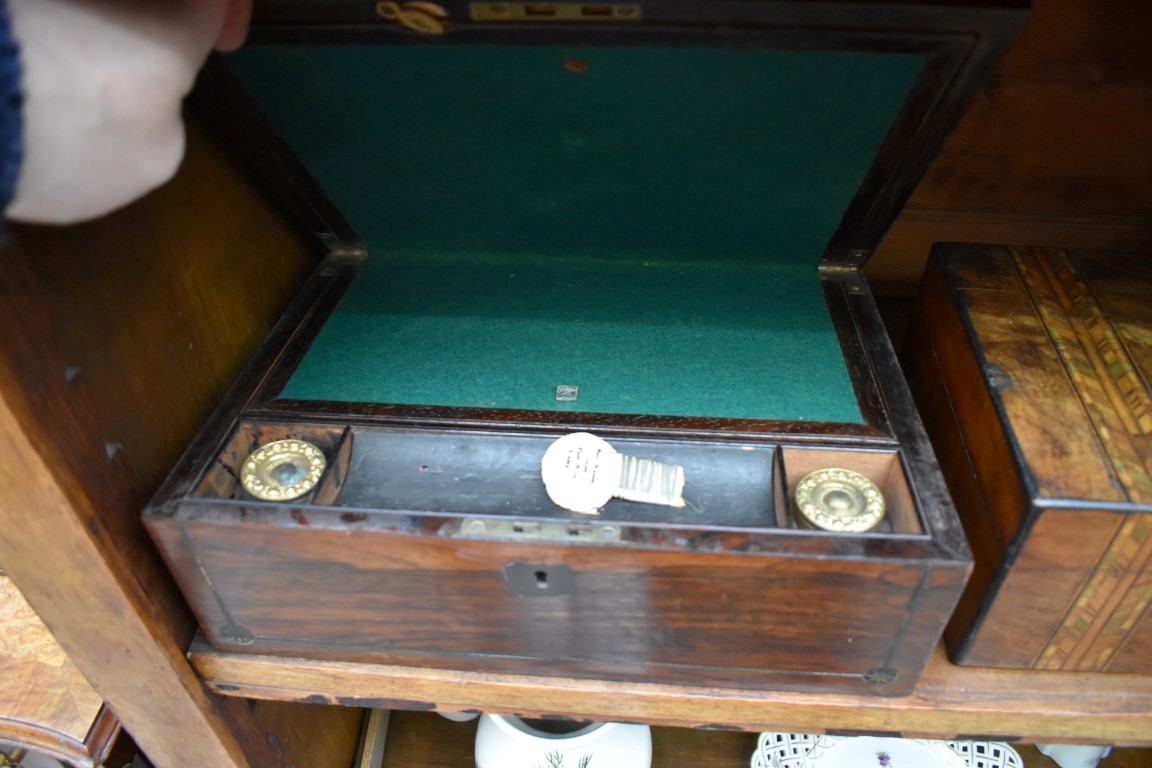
[0,115,359,768]
[0,576,118,767]
[189,639,1152,746]
[153,505,964,696]
[869,0,1152,294]
[2,0,1148,759]
[905,244,1152,673]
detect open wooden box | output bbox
[144,0,1025,696]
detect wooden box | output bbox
[143,1,1024,696]
[905,243,1152,672]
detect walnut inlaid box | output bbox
[906,243,1152,672]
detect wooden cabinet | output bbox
[0,119,363,768]
[2,0,1152,763]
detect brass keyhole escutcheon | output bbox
[377,1,449,34]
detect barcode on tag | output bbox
[616,454,686,507]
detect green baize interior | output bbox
[228,45,924,422]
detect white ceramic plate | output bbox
[751,732,967,768]
[800,737,966,768]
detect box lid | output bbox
[230,43,925,271]
[936,244,1152,507]
[225,0,1028,271]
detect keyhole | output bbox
[535,570,549,589]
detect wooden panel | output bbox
[0,387,255,767]
[9,124,315,512]
[869,0,1152,294]
[242,699,364,768]
[0,576,118,768]
[380,712,474,768]
[870,209,1152,295]
[912,0,1152,217]
[902,252,1033,656]
[967,509,1125,669]
[150,512,960,695]
[908,244,1152,672]
[0,113,359,767]
[1108,611,1152,676]
[189,640,1152,746]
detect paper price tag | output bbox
[541,432,686,514]
[540,432,621,514]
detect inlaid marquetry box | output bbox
[905,243,1152,672]
[143,1,1024,696]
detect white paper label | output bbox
[540,432,621,514]
[541,432,686,514]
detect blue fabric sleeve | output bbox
[0,0,21,217]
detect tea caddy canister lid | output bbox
[794,467,885,533]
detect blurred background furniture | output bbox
[0,574,117,767]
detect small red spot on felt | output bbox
[565,59,589,74]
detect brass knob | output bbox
[240,439,326,501]
[794,467,885,532]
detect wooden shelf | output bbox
[0,576,120,767]
[190,637,1152,747]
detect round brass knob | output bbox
[240,439,326,501]
[794,467,885,532]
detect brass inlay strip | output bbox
[1010,246,1152,670]
[470,2,641,22]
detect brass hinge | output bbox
[818,263,859,275]
[820,249,871,271]
[818,259,868,294]
[319,233,368,261]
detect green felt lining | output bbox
[228,44,925,422]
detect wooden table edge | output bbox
[187,637,1152,746]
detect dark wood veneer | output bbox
[144,0,1024,697]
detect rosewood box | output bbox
[905,243,1152,672]
[143,1,1024,696]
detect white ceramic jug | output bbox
[474,714,652,768]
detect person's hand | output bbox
[5,0,254,224]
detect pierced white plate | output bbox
[753,733,1022,768]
